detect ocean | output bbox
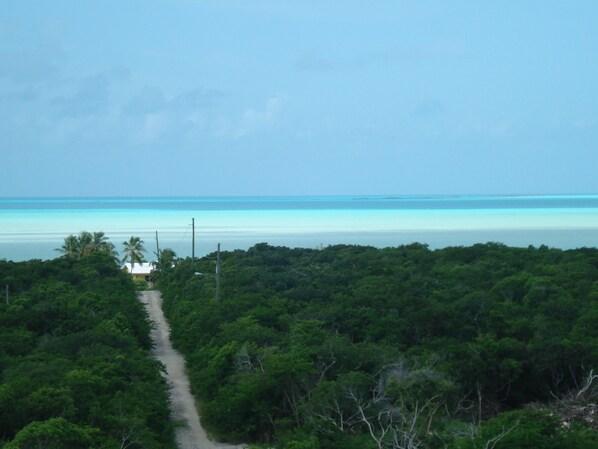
[1,195,597,262]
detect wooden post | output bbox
[191,218,195,267]
[216,243,221,302]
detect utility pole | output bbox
[155,230,160,255]
[191,218,195,267]
[215,243,221,302]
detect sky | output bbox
[1,1,597,197]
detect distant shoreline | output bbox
[1,195,597,262]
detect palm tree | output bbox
[88,232,117,258]
[76,231,95,256]
[152,248,177,278]
[57,231,118,260]
[122,236,146,270]
[57,234,80,259]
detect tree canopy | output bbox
[56,231,117,260]
[122,236,146,269]
[157,242,598,449]
[0,253,175,448]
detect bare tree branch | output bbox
[482,421,519,449]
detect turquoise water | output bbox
[1,195,597,261]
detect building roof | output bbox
[122,262,155,275]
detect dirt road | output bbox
[139,290,245,449]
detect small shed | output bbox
[122,262,154,281]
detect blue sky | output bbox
[1,1,597,196]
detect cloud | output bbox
[121,86,226,144]
[133,113,168,144]
[413,100,445,117]
[107,65,130,82]
[0,88,40,103]
[296,38,468,73]
[296,50,337,71]
[573,119,598,130]
[170,88,225,110]
[0,24,65,84]
[296,48,400,72]
[51,74,110,117]
[197,1,317,21]
[235,94,286,138]
[0,47,63,84]
[243,95,284,125]
[123,86,224,115]
[455,119,512,138]
[211,115,232,137]
[123,86,166,115]
[0,22,11,40]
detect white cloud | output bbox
[211,115,232,137]
[0,22,10,37]
[296,50,337,71]
[296,48,401,72]
[295,38,466,73]
[413,100,445,117]
[123,86,166,115]
[51,74,110,117]
[455,119,512,138]
[235,94,287,138]
[186,111,207,127]
[243,95,283,125]
[123,86,224,115]
[0,47,63,84]
[196,1,317,21]
[573,119,598,130]
[171,88,224,110]
[0,25,66,85]
[121,86,225,144]
[133,113,167,144]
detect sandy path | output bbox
[139,290,245,449]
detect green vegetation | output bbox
[157,242,598,449]
[56,231,117,260]
[151,248,177,284]
[122,236,147,269]
[0,254,175,448]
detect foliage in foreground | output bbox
[0,254,175,448]
[158,242,598,448]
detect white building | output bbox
[122,262,154,281]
